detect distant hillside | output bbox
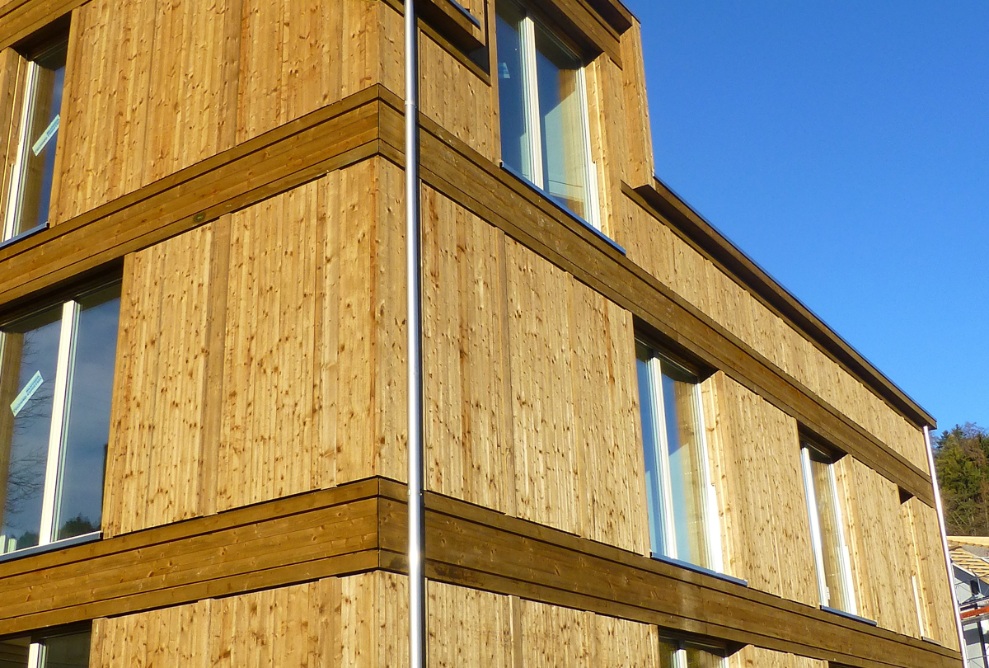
[934,423,989,535]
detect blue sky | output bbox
[621,1,989,435]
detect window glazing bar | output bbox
[38,300,78,546]
[801,446,829,606]
[520,14,543,188]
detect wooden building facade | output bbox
[0,0,961,666]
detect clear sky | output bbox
[621,1,989,435]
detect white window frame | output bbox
[499,0,600,228]
[637,343,723,572]
[800,443,857,613]
[3,32,68,242]
[0,629,90,668]
[0,300,85,553]
[661,636,727,668]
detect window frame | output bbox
[2,26,69,245]
[660,635,728,668]
[636,340,723,573]
[0,627,91,668]
[0,280,120,558]
[800,441,858,614]
[495,0,601,229]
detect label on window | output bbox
[10,370,43,416]
[31,114,60,156]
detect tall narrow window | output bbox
[0,283,120,555]
[4,30,68,242]
[0,629,90,668]
[636,341,721,571]
[659,637,726,668]
[495,0,598,225]
[801,442,857,613]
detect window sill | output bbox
[650,552,749,587]
[0,222,47,249]
[820,605,877,627]
[0,531,101,564]
[499,162,627,256]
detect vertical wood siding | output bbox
[423,186,647,553]
[90,573,408,667]
[702,371,818,606]
[419,30,496,161]
[618,202,929,474]
[733,647,827,668]
[105,158,406,532]
[104,223,215,536]
[51,0,402,224]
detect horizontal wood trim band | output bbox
[0,478,385,637]
[0,86,387,312]
[0,0,87,51]
[0,477,957,668]
[385,92,936,507]
[628,180,935,430]
[404,486,959,668]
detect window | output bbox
[0,283,120,555]
[659,637,726,668]
[3,29,68,242]
[636,341,722,571]
[800,442,857,613]
[496,0,598,225]
[0,629,90,668]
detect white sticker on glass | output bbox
[31,114,60,156]
[10,370,43,416]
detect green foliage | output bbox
[934,423,989,535]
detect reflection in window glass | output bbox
[801,443,856,613]
[660,637,726,668]
[0,630,89,668]
[636,342,720,570]
[495,0,595,223]
[5,35,68,240]
[0,284,120,555]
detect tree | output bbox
[933,423,989,535]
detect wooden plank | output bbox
[0,0,87,51]
[419,28,495,161]
[142,0,239,185]
[617,21,654,187]
[506,239,580,535]
[0,88,384,307]
[407,107,938,507]
[103,226,214,536]
[427,581,514,667]
[410,488,960,668]
[51,0,154,225]
[237,0,346,142]
[702,372,817,606]
[218,180,321,510]
[422,185,515,515]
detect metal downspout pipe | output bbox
[924,425,965,655]
[405,0,426,666]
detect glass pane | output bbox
[496,2,533,181]
[683,645,724,668]
[10,38,68,237]
[661,360,708,567]
[42,631,90,668]
[55,285,120,540]
[0,636,30,668]
[0,306,62,553]
[658,640,678,668]
[534,24,589,219]
[636,344,668,557]
[809,453,851,611]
